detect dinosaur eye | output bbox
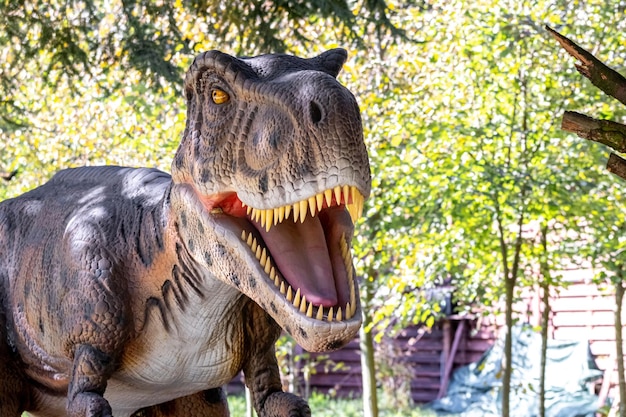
[212,89,230,104]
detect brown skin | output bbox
[0,49,370,416]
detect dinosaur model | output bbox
[0,48,371,416]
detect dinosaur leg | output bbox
[242,303,311,417]
[132,388,230,417]
[63,261,130,416]
[66,344,116,417]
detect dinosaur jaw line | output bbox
[200,185,365,350]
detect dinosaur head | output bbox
[170,49,371,352]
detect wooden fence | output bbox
[229,270,624,405]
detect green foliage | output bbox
[226,391,442,417]
[275,334,348,399]
[350,0,626,336]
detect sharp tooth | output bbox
[348,205,358,224]
[357,191,365,218]
[300,296,307,313]
[299,200,308,223]
[333,186,342,204]
[277,206,285,224]
[280,281,286,295]
[292,202,299,223]
[260,209,267,230]
[340,233,348,258]
[264,256,272,275]
[316,305,324,320]
[286,286,293,302]
[270,266,277,281]
[285,204,292,220]
[308,196,316,217]
[336,307,343,321]
[247,206,253,216]
[346,302,352,319]
[351,300,357,317]
[306,301,313,318]
[324,189,333,207]
[264,210,272,232]
[316,193,324,212]
[247,233,254,247]
[260,248,267,266]
[241,230,247,241]
[251,238,258,253]
[293,288,301,308]
[328,307,334,322]
[350,281,356,309]
[343,185,350,204]
[255,245,262,260]
[350,186,357,204]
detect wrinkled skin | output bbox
[0,49,370,416]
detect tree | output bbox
[348,2,625,416]
[0,0,402,128]
[548,26,626,417]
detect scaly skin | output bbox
[0,49,370,416]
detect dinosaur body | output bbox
[0,49,370,417]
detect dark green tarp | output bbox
[429,324,603,417]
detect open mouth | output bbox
[203,185,365,323]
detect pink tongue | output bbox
[257,216,338,307]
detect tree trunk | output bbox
[539,225,550,417]
[496,206,525,417]
[539,282,550,417]
[503,278,514,417]
[615,278,625,417]
[360,273,379,417]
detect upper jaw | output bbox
[170,182,365,352]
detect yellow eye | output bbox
[212,89,230,104]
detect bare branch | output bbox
[546,25,626,106]
[562,111,626,152]
[0,170,18,182]
[607,153,626,182]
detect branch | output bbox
[562,111,626,152]
[607,153,626,182]
[546,25,626,106]
[0,169,18,182]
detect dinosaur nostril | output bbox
[309,101,323,124]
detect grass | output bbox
[227,391,441,417]
[22,392,441,416]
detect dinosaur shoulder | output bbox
[47,166,171,204]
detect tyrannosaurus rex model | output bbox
[0,48,371,417]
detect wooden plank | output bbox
[590,340,618,357]
[550,280,600,294]
[552,310,615,327]
[438,320,465,399]
[309,374,362,387]
[550,297,615,312]
[554,325,617,341]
